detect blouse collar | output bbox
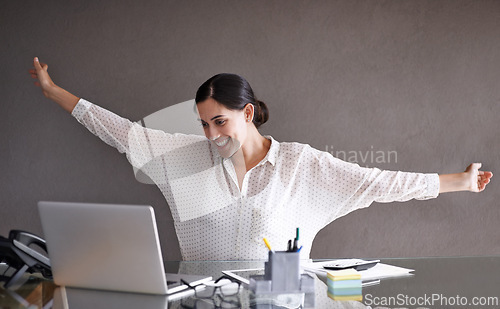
[216,135,279,167]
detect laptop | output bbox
[38,201,211,296]
[52,286,171,309]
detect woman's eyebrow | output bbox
[197,115,226,122]
[210,115,225,121]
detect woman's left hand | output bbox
[465,163,493,192]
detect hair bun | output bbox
[253,100,269,128]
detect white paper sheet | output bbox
[301,260,414,281]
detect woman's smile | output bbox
[214,137,230,148]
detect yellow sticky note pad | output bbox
[326,269,361,281]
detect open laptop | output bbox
[38,201,211,296]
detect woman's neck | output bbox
[230,126,272,190]
[240,126,271,171]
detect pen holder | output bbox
[265,251,300,292]
[250,250,315,307]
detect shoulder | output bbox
[145,131,212,155]
[273,139,343,172]
[275,139,367,174]
[170,133,208,142]
[277,139,335,161]
[168,133,212,150]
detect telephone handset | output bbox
[0,230,52,288]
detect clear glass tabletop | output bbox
[1,256,499,308]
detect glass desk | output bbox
[1,256,499,308]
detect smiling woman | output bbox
[29,57,492,261]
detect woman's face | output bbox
[196,98,252,158]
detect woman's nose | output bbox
[207,127,220,140]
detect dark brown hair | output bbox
[195,73,269,128]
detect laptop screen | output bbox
[38,201,169,294]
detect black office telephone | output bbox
[0,230,52,288]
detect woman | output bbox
[29,57,492,261]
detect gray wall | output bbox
[2,0,499,260]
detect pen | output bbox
[263,238,273,252]
[292,227,300,252]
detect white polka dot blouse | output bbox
[72,98,440,260]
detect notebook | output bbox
[38,201,211,296]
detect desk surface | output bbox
[1,256,500,308]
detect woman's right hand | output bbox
[29,57,80,113]
[29,57,56,98]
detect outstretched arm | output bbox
[29,57,79,113]
[439,163,493,193]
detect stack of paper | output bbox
[326,269,362,301]
[301,260,414,282]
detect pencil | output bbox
[263,237,273,251]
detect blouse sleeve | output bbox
[71,98,206,173]
[304,146,440,225]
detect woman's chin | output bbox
[217,138,241,158]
